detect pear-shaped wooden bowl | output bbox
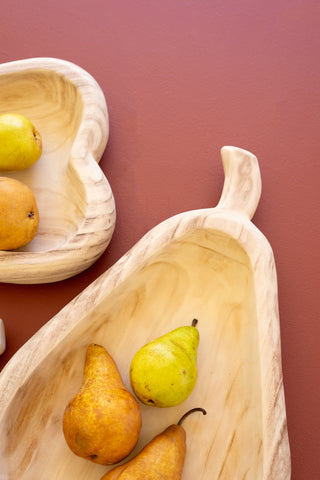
[0,57,115,284]
[0,147,290,479]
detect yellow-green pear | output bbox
[0,113,42,171]
[130,319,199,407]
[100,408,206,480]
[63,343,142,465]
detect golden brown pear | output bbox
[62,343,142,465]
[100,408,206,480]
[0,177,39,250]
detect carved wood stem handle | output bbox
[217,146,262,220]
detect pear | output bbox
[0,113,42,171]
[130,319,199,407]
[62,343,142,465]
[0,177,39,250]
[100,407,207,480]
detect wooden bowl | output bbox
[0,57,115,284]
[0,147,291,479]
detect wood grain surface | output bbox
[0,147,290,479]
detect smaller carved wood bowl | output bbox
[0,58,115,284]
[0,147,291,479]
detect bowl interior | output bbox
[0,69,85,251]
[1,227,263,479]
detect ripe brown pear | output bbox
[100,407,206,479]
[0,177,39,250]
[62,343,142,465]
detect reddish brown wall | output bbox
[0,1,319,478]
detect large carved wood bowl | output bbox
[0,57,115,284]
[0,147,291,479]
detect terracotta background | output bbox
[0,1,319,478]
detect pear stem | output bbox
[177,407,207,426]
[191,319,198,327]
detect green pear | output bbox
[130,319,199,407]
[100,407,206,480]
[0,113,42,171]
[63,343,142,465]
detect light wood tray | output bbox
[0,146,291,479]
[0,58,115,284]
